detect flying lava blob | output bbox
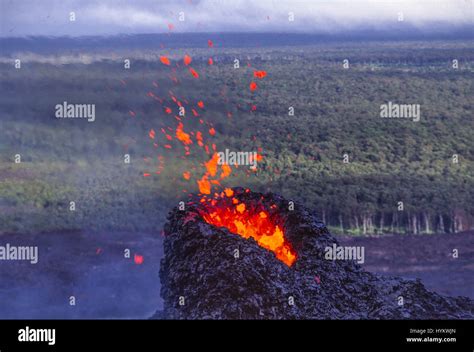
[131,40,271,223]
[184,55,192,66]
[253,70,267,79]
[160,56,171,65]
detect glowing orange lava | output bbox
[183,55,192,66]
[189,68,200,78]
[176,122,192,145]
[253,70,267,79]
[160,56,171,65]
[199,190,297,266]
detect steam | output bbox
[1,0,472,37]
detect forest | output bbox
[0,39,473,235]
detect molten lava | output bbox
[199,189,296,266]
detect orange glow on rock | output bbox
[199,194,297,266]
[236,203,246,214]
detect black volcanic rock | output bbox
[154,188,474,319]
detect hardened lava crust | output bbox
[153,188,474,320]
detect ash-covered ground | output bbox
[338,232,474,299]
[156,188,474,319]
[0,231,163,319]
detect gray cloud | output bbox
[1,0,472,37]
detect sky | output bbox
[1,0,473,37]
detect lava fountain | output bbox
[197,188,296,266]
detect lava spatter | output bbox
[197,190,296,266]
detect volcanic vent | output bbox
[155,188,474,319]
[197,188,296,266]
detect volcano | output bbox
[154,188,474,319]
